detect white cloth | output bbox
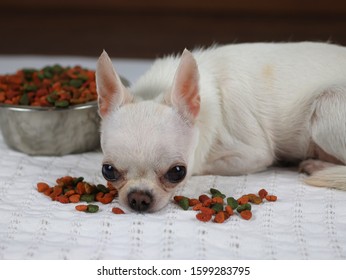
[0,56,346,260]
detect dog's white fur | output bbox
[96,42,346,212]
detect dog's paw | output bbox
[299,159,335,175]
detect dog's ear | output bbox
[169,49,200,123]
[96,50,133,118]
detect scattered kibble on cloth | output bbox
[37,176,277,221]
[174,188,277,223]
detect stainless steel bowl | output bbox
[0,102,101,156]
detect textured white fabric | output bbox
[0,56,346,260]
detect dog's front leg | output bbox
[201,142,275,176]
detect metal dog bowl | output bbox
[0,101,101,156]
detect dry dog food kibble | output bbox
[240,210,252,220]
[258,188,268,199]
[225,205,234,216]
[237,195,249,205]
[174,196,190,210]
[0,65,97,107]
[226,197,239,210]
[236,203,252,213]
[211,203,224,213]
[112,207,125,214]
[178,197,190,210]
[214,211,231,223]
[196,212,212,222]
[75,205,88,212]
[265,195,278,202]
[37,182,50,193]
[210,188,226,199]
[86,204,99,213]
[174,188,277,223]
[36,176,124,214]
[188,198,200,206]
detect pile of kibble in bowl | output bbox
[0,65,96,107]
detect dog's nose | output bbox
[127,190,153,212]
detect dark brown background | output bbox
[1,0,346,58]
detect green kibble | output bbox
[237,203,252,213]
[227,197,239,210]
[43,70,53,79]
[52,64,63,74]
[73,177,84,186]
[210,188,221,195]
[212,192,226,199]
[178,197,190,210]
[96,184,109,193]
[55,100,70,108]
[37,73,45,80]
[210,188,226,199]
[211,203,224,213]
[23,84,38,92]
[69,79,83,88]
[22,68,37,75]
[80,194,95,203]
[46,92,58,104]
[87,204,99,213]
[77,74,88,81]
[19,94,29,105]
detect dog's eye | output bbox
[164,165,186,184]
[102,164,121,181]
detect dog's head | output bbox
[96,50,200,212]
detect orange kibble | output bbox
[196,212,212,222]
[76,182,86,195]
[265,195,277,202]
[214,211,230,223]
[202,198,212,207]
[56,195,69,204]
[43,187,53,196]
[188,198,200,206]
[192,203,203,211]
[64,189,76,197]
[237,195,249,205]
[53,185,63,196]
[247,193,257,201]
[56,176,74,187]
[240,210,252,220]
[112,207,125,214]
[0,91,5,102]
[252,196,263,204]
[99,193,114,204]
[211,197,224,204]
[75,204,88,212]
[225,205,234,216]
[200,206,215,215]
[68,194,81,203]
[49,192,57,201]
[198,194,210,203]
[258,188,268,199]
[95,192,104,202]
[37,182,50,193]
[173,196,185,203]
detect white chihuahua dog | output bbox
[96,42,346,212]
